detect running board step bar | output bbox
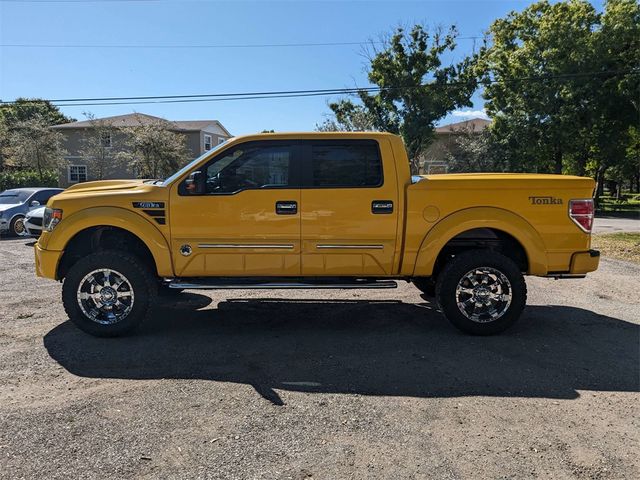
[168,278,398,290]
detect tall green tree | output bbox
[322,25,478,173]
[479,0,639,186]
[0,98,74,126]
[7,115,67,181]
[0,98,74,169]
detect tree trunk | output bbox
[553,146,563,174]
[575,149,588,177]
[594,165,607,207]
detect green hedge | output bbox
[0,170,59,191]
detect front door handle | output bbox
[276,201,298,215]
[372,200,393,214]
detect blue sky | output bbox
[0,0,603,135]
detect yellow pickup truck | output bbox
[34,132,599,337]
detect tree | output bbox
[78,113,123,181]
[0,98,74,127]
[0,98,74,170]
[118,114,190,179]
[316,102,375,132]
[0,120,8,170]
[444,129,506,173]
[322,25,479,173]
[478,0,639,186]
[6,115,67,181]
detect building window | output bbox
[204,134,212,151]
[68,165,87,183]
[100,132,112,148]
[218,137,226,145]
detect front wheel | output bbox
[62,250,157,337]
[436,250,527,335]
[9,215,25,237]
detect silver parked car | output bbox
[0,188,64,237]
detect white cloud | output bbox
[451,109,489,119]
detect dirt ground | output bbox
[0,237,638,480]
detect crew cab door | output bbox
[300,139,400,276]
[169,141,302,276]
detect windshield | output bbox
[0,189,30,204]
[162,140,230,186]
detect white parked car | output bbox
[21,206,46,237]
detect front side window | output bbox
[311,141,382,187]
[31,189,60,204]
[204,144,291,194]
[68,165,88,183]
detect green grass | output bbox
[596,196,640,214]
[592,232,640,264]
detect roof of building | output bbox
[435,117,491,134]
[52,113,231,136]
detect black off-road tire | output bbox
[412,277,436,297]
[9,215,25,237]
[62,250,157,337]
[436,249,527,335]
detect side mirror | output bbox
[184,171,204,194]
[30,200,40,207]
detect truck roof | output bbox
[229,131,399,142]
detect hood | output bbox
[63,179,149,194]
[0,203,20,213]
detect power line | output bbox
[1,70,637,108]
[0,38,481,49]
[1,41,379,49]
[0,0,162,3]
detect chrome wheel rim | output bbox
[76,268,135,325]
[455,267,512,323]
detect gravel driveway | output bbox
[0,237,638,479]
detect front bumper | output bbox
[22,219,43,237]
[34,243,63,280]
[0,218,8,233]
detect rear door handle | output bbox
[372,200,393,214]
[276,201,298,215]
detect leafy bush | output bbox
[0,170,59,191]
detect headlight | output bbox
[43,208,63,231]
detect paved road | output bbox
[594,215,640,233]
[0,238,638,479]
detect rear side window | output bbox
[310,141,382,188]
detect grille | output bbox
[30,217,43,227]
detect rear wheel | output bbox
[436,250,527,335]
[62,250,157,337]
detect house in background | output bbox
[52,113,232,186]
[420,117,491,174]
